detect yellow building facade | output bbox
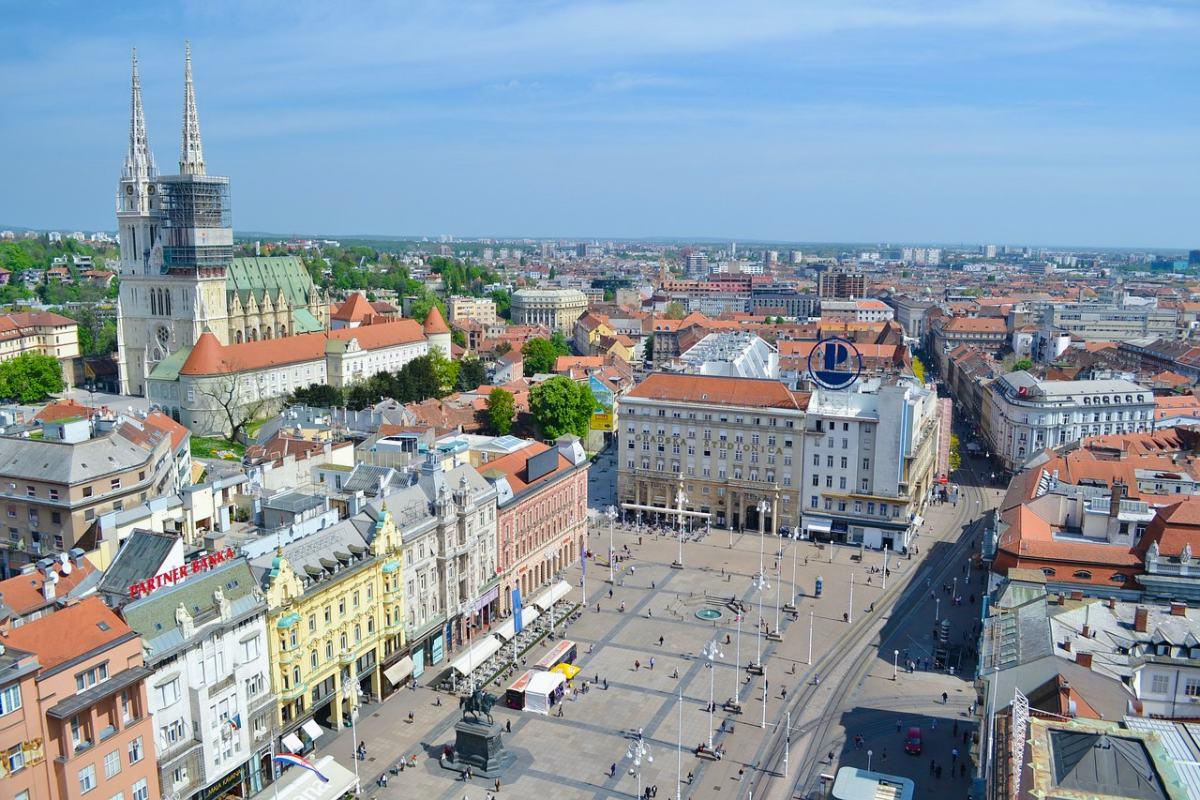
[260,507,406,745]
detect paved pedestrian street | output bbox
[316,467,998,800]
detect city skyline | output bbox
[2,1,1198,248]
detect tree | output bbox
[490,289,511,320]
[1009,358,1033,373]
[408,293,446,326]
[911,355,927,384]
[664,301,686,320]
[457,355,486,392]
[194,369,269,443]
[0,353,64,403]
[522,338,560,376]
[549,331,572,356]
[286,383,345,408]
[451,329,467,348]
[644,333,655,363]
[487,388,516,435]
[429,350,459,396]
[530,376,597,439]
[949,433,962,472]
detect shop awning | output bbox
[281,733,304,753]
[448,635,503,678]
[301,719,324,741]
[531,580,572,613]
[805,516,833,533]
[267,754,357,800]
[910,515,924,530]
[384,656,414,686]
[494,606,542,641]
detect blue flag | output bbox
[512,588,523,634]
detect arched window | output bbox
[1072,570,1092,579]
[150,289,158,316]
[235,330,243,344]
[1041,568,1056,577]
[1110,573,1128,583]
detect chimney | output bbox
[42,569,58,601]
[1107,597,1117,610]
[1075,651,1093,669]
[1070,590,1084,601]
[1062,639,1071,652]
[1171,601,1188,617]
[1081,624,1090,638]
[1134,606,1149,633]
[1109,479,1126,517]
[1056,593,1066,605]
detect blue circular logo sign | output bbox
[807,336,863,390]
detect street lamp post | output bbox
[867,749,873,771]
[893,649,899,681]
[702,639,723,749]
[756,499,769,581]
[606,505,617,584]
[674,487,687,569]
[342,682,361,791]
[731,611,743,710]
[676,687,683,800]
[788,535,798,611]
[882,544,889,591]
[935,596,941,624]
[761,676,767,728]
[626,738,653,800]
[753,571,768,669]
[848,573,854,624]
[808,610,814,665]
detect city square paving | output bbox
[317,458,1000,800]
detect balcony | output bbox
[279,682,308,702]
[339,649,355,666]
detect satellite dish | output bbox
[60,553,73,574]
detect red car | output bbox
[904,726,923,755]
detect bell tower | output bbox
[117,43,232,396]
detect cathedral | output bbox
[115,45,329,396]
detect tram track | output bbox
[736,472,987,800]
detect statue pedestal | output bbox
[447,720,515,778]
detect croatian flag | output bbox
[273,753,329,783]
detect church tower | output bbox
[117,43,232,396]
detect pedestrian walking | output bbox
[635,659,640,671]
[610,762,617,777]
[505,719,511,733]
[658,635,664,647]
[496,778,502,793]
[951,747,959,763]
[649,657,656,670]
[942,691,949,704]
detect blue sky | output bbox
[1,0,1198,247]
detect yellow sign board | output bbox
[591,411,614,432]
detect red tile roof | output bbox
[3,596,133,672]
[35,399,95,423]
[423,306,450,335]
[332,292,374,322]
[0,558,97,618]
[482,441,576,494]
[626,373,809,410]
[143,411,190,450]
[180,320,426,376]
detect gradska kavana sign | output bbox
[128,547,237,599]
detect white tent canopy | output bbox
[523,669,565,715]
[531,580,572,612]
[448,635,503,678]
[271,754,357,800]
[492,606,541,641]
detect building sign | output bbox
[807,336,862,390]
[589,375,615,432]
[200,763,247,800]
[128,547,237,599]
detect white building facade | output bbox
[983,371,1155,471]
[799,378,938,551]
[121,559,276,800]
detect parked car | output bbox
[904,726,922,755]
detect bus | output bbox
[533,639,578,671]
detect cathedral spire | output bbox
[123,48,156,181]
[179,40,205,176]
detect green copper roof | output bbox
[148,345,193,381]
[227,256,315,309]
[293,307,324,333]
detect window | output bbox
[154,677,180,707]
[104,749,121,778]
[83,486,93,497]
[241,636,261,662]
[76,663,109,693]
[1150,674,1171,695]
[1186,679,1200,698]
[7,744,24,773]
[132,779,149,800]
[79,764,97,793]
[810,496,818,508]
[1072,570,1092,579]
[25,486,34,497]
[862,458,870,470]
[128,736,143,764]
[1041,568,1056,577]
[0,683,21,716]
[110,478,121,490]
